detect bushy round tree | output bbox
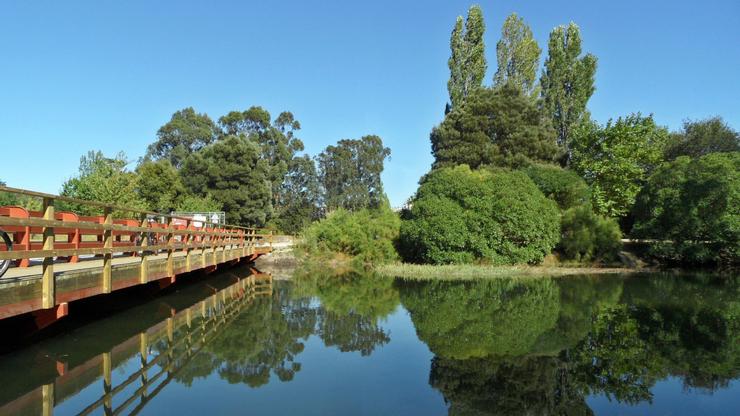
[399,165,560,264]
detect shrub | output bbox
[632,152,739,266]
[399,165,560,265]
[523,164,590,210]
[559,205,622,262]
[300,203,400,264]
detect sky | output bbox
[1,0,738,207]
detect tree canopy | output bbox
[570,114,668,217]
[180,136,272,226]
[665,117,740,160]
[447,5,487,109]
[317,135,391,211]
[432,84,560,169]
[540,23,597,154]
[632,152,739,265]
[146,108,220,168]
[493,13,541,98]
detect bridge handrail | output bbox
[0,185,259,231]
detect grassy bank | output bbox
[376,263,643,280]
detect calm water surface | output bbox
[1,267,738,415]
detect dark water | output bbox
[1,267,738,415]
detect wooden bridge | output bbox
[0,186,273,328]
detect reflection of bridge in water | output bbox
[0,186,273,329]
[0,269,272,416]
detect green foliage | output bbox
[493,13,541,98]
[632,152,739,265]
[175,193,221,212]
[300,203,400,264]
[59,151,147,216]
[146,107,220,168]
[665,116,740,160]
[218,106,305,209]
[540,22,597,151]
[399,166,560,265]
[559,205,622,262]
[273,155,320,234]
[523,163,590,210]
[180,136,271,226]
[317,135,391,211]
[135,159,185,212]
[571,114,668,217]
[447,5,487,109]
[432,85,560,169]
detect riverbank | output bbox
[376,263,648,280]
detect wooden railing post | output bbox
[102,207,113,294]
[185,219,192,272]
[139,214,148,284]
[166,217,174,277]
[41,197,55,309]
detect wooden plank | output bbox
[41,198,55,309]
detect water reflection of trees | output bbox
[168,269,400,388]
[399,274,740,415]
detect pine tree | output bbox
[447,5,487,110]
[493,13,541,98]
[540,23,597,156]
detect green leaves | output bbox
[432,85,560,169]
[494,13,542,98]
[317,135,391,212]
[399,166,560,265]
[570,114,668,217]
[540,23,597,152]
[632,152,739,265]
[447,5,487,109]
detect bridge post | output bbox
[166,217,174,278]
[41,197,55,309]
[102,207,113,294]
[139,214,148,284]
[185,219,192,272]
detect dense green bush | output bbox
[300,203,400,264]
[559,205,622,262]
[399,165,560,265]
[523,164,591,210]
[632,152,739,265]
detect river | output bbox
[0,266,738,415]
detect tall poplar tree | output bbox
[493,13,541,98]
[447,5,487,110]
[540,23,597,156]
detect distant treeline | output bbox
[0,107,392,235]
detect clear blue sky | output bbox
[1,0,738,206]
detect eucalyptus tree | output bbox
[664,116,740,160]
[540,23,597,155]
[317,135,391,211]
[146,108,220,168]
[493,13,542,98]
[447,5,487,110]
